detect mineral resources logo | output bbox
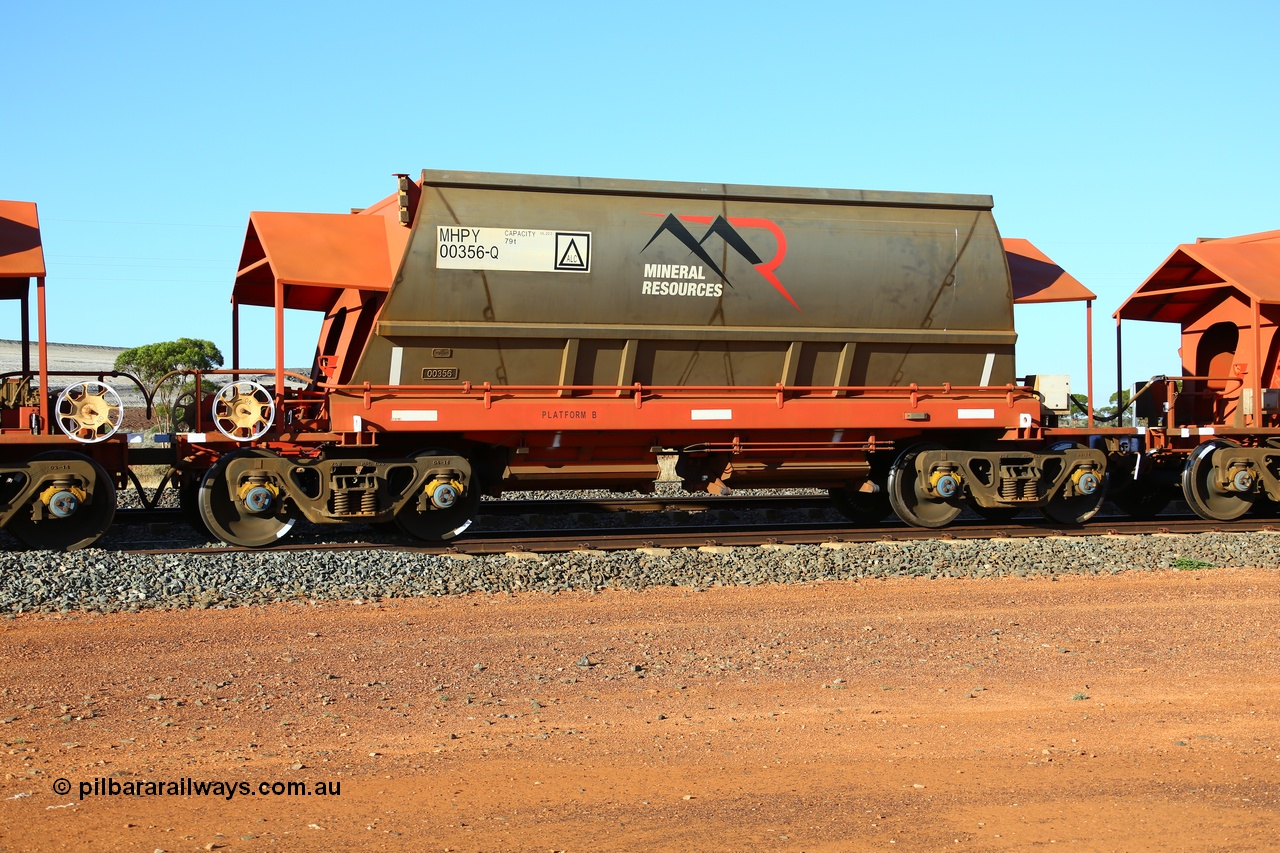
[640,213,797,309]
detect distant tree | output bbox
[114,338,224,422]
[1068,394,1090,424]
[1106,390,1132,426]
[1066,391,1136,425]
[1084,390,1134,425]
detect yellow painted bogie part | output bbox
[928,468,962,494]
[426,478,465,500]
[237,480,280,502]
[39,484,87,506]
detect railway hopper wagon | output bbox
[1111,229,1280,521]
[183,171,1107,546]
[0,200,133,550]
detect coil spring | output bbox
[361,490,377,514]
[1021,478,1037,499]
[1000,477,1018,500]
[332,491,350,514]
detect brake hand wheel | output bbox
[55,382,124,443]
[211,381,275,442]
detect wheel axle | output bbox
[427,479,463,509]
[1231,468,1254,492]
[46,489,81,518]
[931,471,960,498]
[888,444,962,529]
[242,485,276,514]
[1073,469,1101,495]
[395,450,480,542]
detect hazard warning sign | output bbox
[436,225,592,274]
[554,232,590,271]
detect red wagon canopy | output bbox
[0,200,45,300]
[1114,230,1280,324]
[1004,238,1096,305]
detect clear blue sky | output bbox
[5,1,1278,406]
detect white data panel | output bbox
[437,226,590,273]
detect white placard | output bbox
[436,226,591,273]
[391,410,439,422]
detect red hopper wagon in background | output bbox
[1113,230,1280,521]
[0,200,125,550]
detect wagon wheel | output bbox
[1181,439,1255,521]
[6,451,116,551]
[1254,439,1280,517]
[197,449,296,547]
[211,381,275,442]
[395,450,482,542]
[1103,451,1172,520]
[886,443,962,529]
[179,474,211,537]
[828,485,891,525]
[55,382,124,443]
[170,390,199,435]
[1040,441,1108,525]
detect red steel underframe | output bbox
[323,383,1040,432]
[311,382,1047,449]
[159,381,1053,462]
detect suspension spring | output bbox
[332,490,350,514]
[1000,477,1018,500]
[360,490,377,514]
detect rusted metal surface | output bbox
[320,380,1044,434]
[354,170,1016,394]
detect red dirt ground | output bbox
[2,568,1278,851]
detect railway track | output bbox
[12,495,1276,615]
[424,515,1280,555]
[112,492,834,523]
[109,504,1280,558]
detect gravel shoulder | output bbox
[2,567,1279,851]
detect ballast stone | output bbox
[0,531,1275,613]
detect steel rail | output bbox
[111,493,837,526]
[109,515,1278,558]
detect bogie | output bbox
[884,443,1108,529]
[189,447,480,547]
[3,451,116,551]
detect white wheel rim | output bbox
[55,382,124,444]
[211,380,275,442]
